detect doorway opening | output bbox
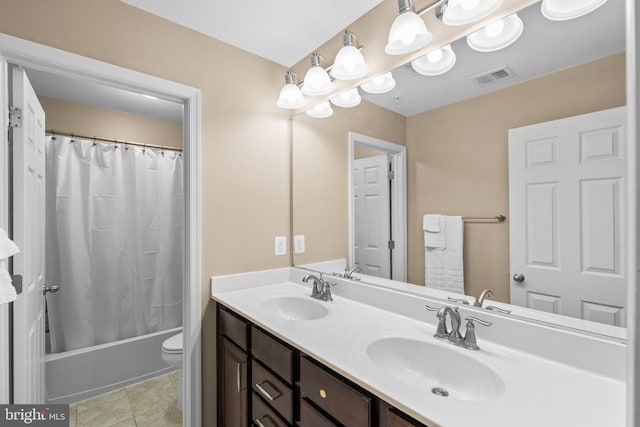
[0,34,201,426]
[348,132,407,282]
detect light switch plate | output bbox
[275,236,287,256]
[294,235,305,254]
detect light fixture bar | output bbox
[416,0,448,17]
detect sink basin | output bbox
[367,337,505,402]
[258,296,329,321]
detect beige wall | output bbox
[292,100,406,266]
[1,2,290,425]
[407,53,626,302]
[40,96,182,150]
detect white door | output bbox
[11,66,46,403]
[353,154,391,278]
[509,106,626,326]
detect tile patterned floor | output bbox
[69,371,182,427]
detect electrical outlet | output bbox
[275,236,287,256]
[294,235,305,254]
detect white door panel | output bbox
[11,66,46,403]
[353,155,390,278]
[509,107,626,327]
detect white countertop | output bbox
[211,268,626,427]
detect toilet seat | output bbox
[162,332,183,354]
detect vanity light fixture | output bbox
[411,44,457,76]
[541,0,608,21]
[302,53,334,96]
[360,72,397,94]
[330,88,362,108]
[305,101,334,118]
[331,31,369,81]
[276,71,306,109]
[385,0,433,55]
[442,0,504,26]
[467,13,523,52]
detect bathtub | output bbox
[45,327,181,404]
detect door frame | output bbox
[348,132,406,282]
[627,0,639,425]
[0,34,202,426]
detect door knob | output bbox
[512,273,525,283]
[43,285,60,295]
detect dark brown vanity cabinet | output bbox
[218,308,250,427]
[216,304,430,427]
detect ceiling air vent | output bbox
[470,66,515,86]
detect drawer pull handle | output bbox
[319,389,327,399]
[254,414,276,427]
[255,380,282,401]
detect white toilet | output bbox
[161,332,183,409]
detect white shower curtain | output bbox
[45,135,183,353]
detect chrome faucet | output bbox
[344,266,362,280]
[302,273,336,302]
[425,304,492,350]
[473,289,494,307]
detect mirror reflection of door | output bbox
[509,106,627,327]
[353,153,392,278]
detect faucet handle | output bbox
[447,296,470,305]
[323,280,337,301]
[424,304,440,312]
[463,316,492,351]
[465,316,492,327]
[485,305,511,314]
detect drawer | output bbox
[299,398,337,427]
[385,409,424,427]
[219,307,248,351]
[299,357,371,427]
[252,393,288,427]
[252,327,295,384]
[252,360,293,424]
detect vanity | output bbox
[212,267,626,427]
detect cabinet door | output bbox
[385,410,421,427]
[379,401,428,427]
[221,337,248,427]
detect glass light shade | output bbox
[411,44,457,76]
[276,83,305,109]
[330,88,362,108]
[385,11,432,55]
[360,72,397,94]
[331,45,369,80]
[541,0,607,21]
[467,14,524,52]
[302,65,334,96]
[443,0,503,26]
[305,101,333,118]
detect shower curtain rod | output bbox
[46,129,183,152]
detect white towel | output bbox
[423,214,446,249]
[423,214,441,232]
[425,215,464,294]
[0,227,19,305]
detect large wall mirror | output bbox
[292,0,627,337]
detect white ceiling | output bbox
[26,68,183,123]
[362,0,625,116]
[120,0,384,68]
